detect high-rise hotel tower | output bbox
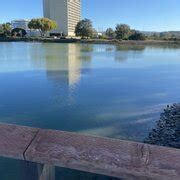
[43,0,81,36]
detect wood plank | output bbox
[0,124,39,160]
[25,129,180,180]
[0,123,179,179]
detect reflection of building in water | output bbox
[28,43,89,106]
[29,43,92,92]
[43,43,92,105]
[44,43,82,88]
[68,44,81,87]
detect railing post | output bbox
[39,164,55,180]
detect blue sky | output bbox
[0,0,180,31]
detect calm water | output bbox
[0,42,180,179]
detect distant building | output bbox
[11,19,30,31]
[11,19,41,37]
[43,0,81,36]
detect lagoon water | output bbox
[0,42,180,179]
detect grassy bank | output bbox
[0,37,78,43]
[80,39,180,45]
[1,37,180,45]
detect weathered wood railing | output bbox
[0,123,179,179]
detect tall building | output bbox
[43,0,81,36]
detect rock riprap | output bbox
[145,103,180,148]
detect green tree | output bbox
[0,25,3,34]
[151,33,159,40]
[0,27,4,37]
[75,19,93,38]
[92,28,98,38]
[129,31,146,40]
[115,24,131,40]
[11,28,27,37]
[160,32,172,40]
[105,28,115,39]
[1,23,11,37]
[28,18,58,37]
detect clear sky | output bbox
[0,0,180,32]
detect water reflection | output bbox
[29,43,89,88]
[116,45,145,51]
[44,44,82,89]
[1,42,180,179]
[1,42,180,139]
[115,45,145,62]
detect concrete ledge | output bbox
[0,124,179,179]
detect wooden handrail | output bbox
[0,123,179,179]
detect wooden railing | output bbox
[0,123,179,179]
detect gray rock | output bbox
[145,103,180,148]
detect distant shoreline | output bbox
[1,37,180,45]
[80,39,180,45]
